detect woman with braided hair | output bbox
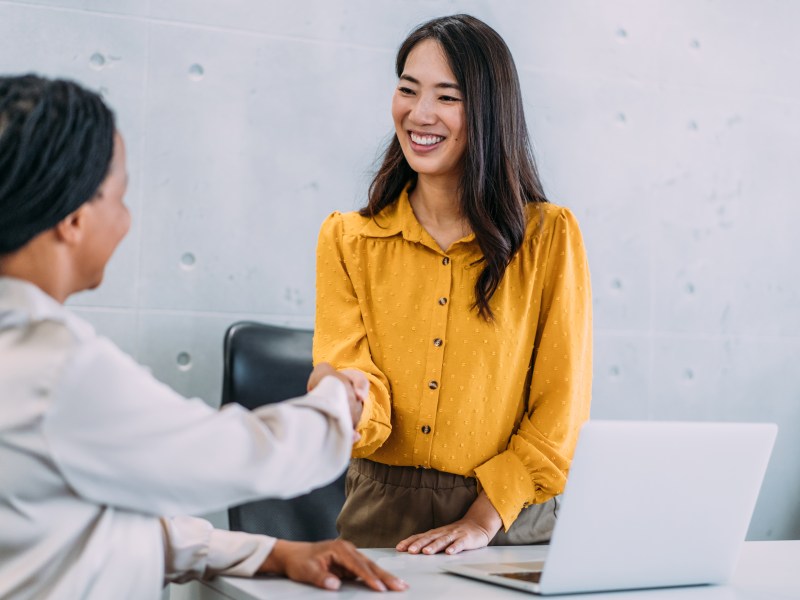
[0,74,406,599]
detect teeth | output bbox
[410,132,444,146]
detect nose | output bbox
[409,94,436,126]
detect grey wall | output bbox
[1,0,798,541]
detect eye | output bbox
[397,86,416,95]
[440,95,462,103]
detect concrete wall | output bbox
[1,0,798,540]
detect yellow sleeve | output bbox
[313,212,392,457]
[474,208,593,530]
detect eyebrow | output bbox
[399,74,461,91]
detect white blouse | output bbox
[0,277,353,600]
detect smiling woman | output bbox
[314,14,593,554]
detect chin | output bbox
[86,273,105,290]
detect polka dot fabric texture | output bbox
[313,187,592,530]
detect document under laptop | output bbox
[444,420,777,595]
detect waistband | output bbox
[350,458,477,491]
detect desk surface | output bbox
[187,541,800,600]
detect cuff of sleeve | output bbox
[351,387,391,458]
[206,529,276,578]
[474,451,537,531]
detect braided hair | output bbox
[0,74,115,254]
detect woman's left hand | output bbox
[395,491,503,555]
[395,518,493,555]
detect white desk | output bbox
[184,541,799,599]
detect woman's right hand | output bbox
[307,363,368,441]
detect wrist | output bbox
[463,493,503,537]
[259,539,294,574]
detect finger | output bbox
[421,533,458,555]
[405,533,443,554]
[396,532,427,552]
[292,551,342,591]
[331,547,388,592]
[370,562,410,592]
[445,538,464,555]
[341,552,408,592]
[315,571,342,591]
[307,363,334,391]
[340,368,368,389]
[340,369,370,403]
[352,431,361,443]
[328,372,357,405]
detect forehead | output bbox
[402,39,456,83]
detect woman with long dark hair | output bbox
[314,14,592,554]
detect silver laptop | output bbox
[444,420,777,595]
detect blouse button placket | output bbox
[413,251,452,468]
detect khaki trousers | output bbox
[337,458,559,548]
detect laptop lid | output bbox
[444,421,776,595]
[537,420,777,595]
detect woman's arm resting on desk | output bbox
[396,491,502,556]
[161,516,407,592]
[261,539,408,592]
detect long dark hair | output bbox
[0,74,115,254]
[361,14,548,320]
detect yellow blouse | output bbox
[313,188,592,529]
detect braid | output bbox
[0,74,115,254]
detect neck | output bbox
[411,174,464,227]
[0,236,74,303]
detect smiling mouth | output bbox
[409,131,445,146]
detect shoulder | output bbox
[523,201,584,243]
[317,210,373,241]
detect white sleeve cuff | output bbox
[161,515,276,583]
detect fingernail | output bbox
[377,581,388,591]
[323,577,340,590]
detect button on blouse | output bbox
[313,186,592,530]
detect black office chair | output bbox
[221,321,346,541]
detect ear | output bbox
[53,203,90,247]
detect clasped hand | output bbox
[307,363,369,442]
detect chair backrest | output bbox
[222,321,345,541]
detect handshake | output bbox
[307,363,369,442]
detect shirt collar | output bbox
[359,184,477,251]
[0,276,93,339]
